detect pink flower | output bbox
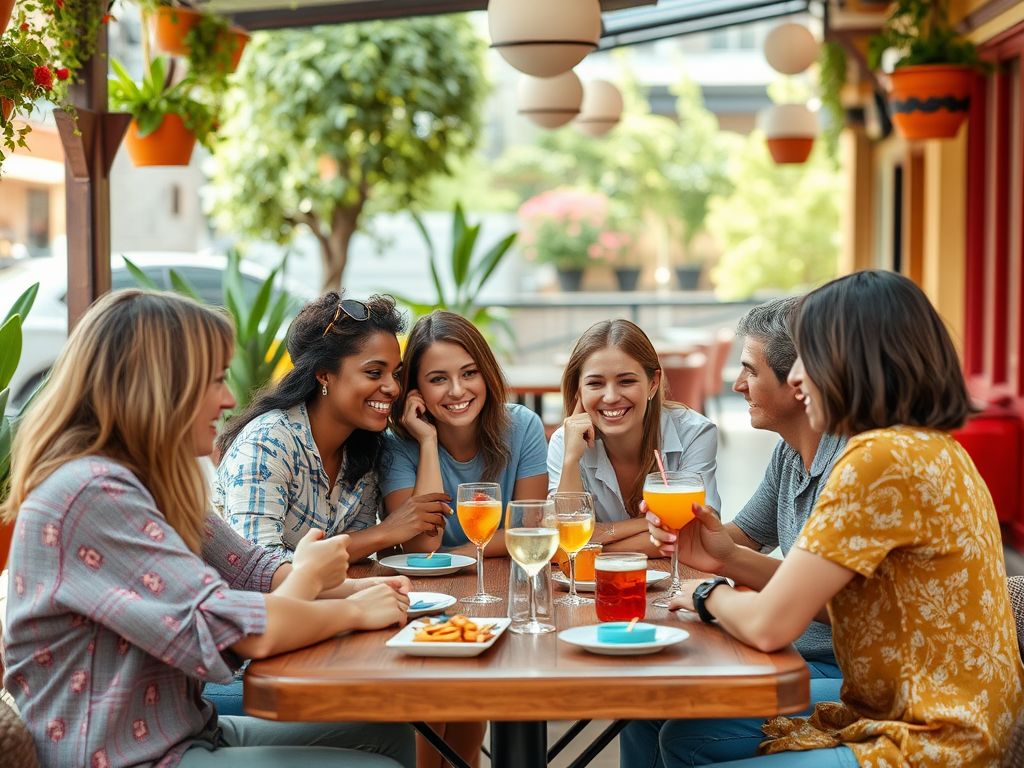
[34,66,53,92]
[588,244,602,259]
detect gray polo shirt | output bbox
[732,432,847,661]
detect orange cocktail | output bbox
[557,513,595,554]
[457,500,502,547]
[642,486,705,530]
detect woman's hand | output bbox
[646,503,736,575]
[381,492,452,543]
[292,529,350,593]
[562,397,597,465]
[402,389,436,444]
[344,575,412,596]
[346,583,410,630]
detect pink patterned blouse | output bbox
[3,457,282,768]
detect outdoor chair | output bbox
[661,352,708,415]
[704,328,735,440]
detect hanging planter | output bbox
[575,79,623,137]
[0,0,14,36]
[760,103,818,164]
[1,96,12,123]
[887,64,973,140]
[517,70,583,129]
[151,6,204,56]
[124,112,196,166]
[488,0,600,77]
[224,28,250,72]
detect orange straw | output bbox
[425,551,435,559]
[654,449,669,487]
[626,617,640,632]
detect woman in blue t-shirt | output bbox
[382,310,548,554]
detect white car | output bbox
[1,252,316,410]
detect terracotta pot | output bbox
[766,137,815,164]
[887,64,974,140]
[223,27,250,72]
[1,96,13,124]
[124,114,196,167]
[0,0,14,36]
[151,6,204,56]
[0,519,13,571]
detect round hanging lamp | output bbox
[518,71,584,129]
[574,79,624,136]
[759,103,819,164]
[763,23,818,75]
[489,0,602,78]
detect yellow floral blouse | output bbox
[760,426,1024,767]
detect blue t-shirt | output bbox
[381,403,549,548]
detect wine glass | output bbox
[550,492,595,606]
[505,499,559,634]
[644,470,705,608]
[457,483,503,604]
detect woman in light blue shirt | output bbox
[548,319,720,553]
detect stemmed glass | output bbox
[505,499,559,634]
[644,470,705,608]
[457,483,503,604]
[550,492,595,606]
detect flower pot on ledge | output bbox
[615,267,641,291]
[557,268,585,292]
[676,265,703,291]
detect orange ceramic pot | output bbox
[151,6,203,56]
[223,28,250,72]
[1,97,13,124]
[0,0,14,36]
[124,114,196,167]
[0,520,13,570]
[888,64,974,140]
[766,137,814,164]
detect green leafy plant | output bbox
[123,251,294,410]
[391,203,517,346]
[868,0,982,70]
[183,12,242,88]
[1,283,39,503]
[818,42,847,164]
[516,188,631,271]
[44,0,115,84]
[0,27,62,160]
[108,55,215,146]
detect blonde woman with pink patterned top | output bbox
[1,291,414,768]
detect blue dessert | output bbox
[407,553,452,568]
[596,622,657,644]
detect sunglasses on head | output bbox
[322,298,370,337]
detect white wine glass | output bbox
[550,491,595,607]
[457,483,503,604]
[505,499,558,634]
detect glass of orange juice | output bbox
[643,470,705,608]
[549,492,596,606]
[457,483,503,604]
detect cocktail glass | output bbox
[457,483,503,604]
[550,492,595,606]
[644,471,705,608]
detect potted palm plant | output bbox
[108,55,215,166]
[868,0,982,140]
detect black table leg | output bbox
[490,721,547,768]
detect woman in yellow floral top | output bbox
[643,270,1024,768]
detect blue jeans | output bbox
[620,659,850,768]
[177,716,416,768]
[204,679,245,717]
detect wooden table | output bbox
[244,559,809,768]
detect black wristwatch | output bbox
[692,577,730,623]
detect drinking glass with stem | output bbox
[549,491,595,606]
[457,482,503,604]
[505,499,559,634]
[643,470,705,608]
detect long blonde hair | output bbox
[1,290,234,552]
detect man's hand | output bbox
[646,503,736,576]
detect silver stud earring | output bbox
[322,384,328,396]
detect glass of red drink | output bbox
[594,553,648,622]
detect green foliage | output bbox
[205,18,489,290]
[706,133,841,300]
[43,0,114,82]
[391,204,517,347]
[108,56,216,145]
[516,188,631,270]
[123,252,294,410]
[183,13,237,88]
[868,0,981,70]
[0,29,61,159]
[818,42,848,164]
[1,283,39,503]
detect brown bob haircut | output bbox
[793,270,975,436]
[390,310,512,482]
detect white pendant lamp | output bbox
[518,71,584,129]
[759,103,819,164]
[489,0,602,78]
[574,79,623,137]
[763,22,819,75]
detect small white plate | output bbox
[407,592,457,619]
[551,569,671,593]
[379,553,476,576]
[386,617,512,657]
[558,624,690,656]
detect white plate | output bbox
[551,569,671,593]
[407,592,458,619]
[558,624,690,656]
[386,617,512,657]
[379,554,476,576]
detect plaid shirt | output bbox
[4,457,280,768]
[213,404,379,559]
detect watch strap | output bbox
[693,577,730,623]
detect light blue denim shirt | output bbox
[214,403,379,559]
[547,406,721,522]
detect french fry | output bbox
[412,614,497,643]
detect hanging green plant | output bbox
[45,0,116,83]
[0,27,62,163]
[184,12,248,85]
[817,41,847,163]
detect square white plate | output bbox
[558,624,690,656]
[386,617,512,657]
[551,569,670,593]
[379,553,476,576]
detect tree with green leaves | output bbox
[205,18,489,293]
[706,132,841,300]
